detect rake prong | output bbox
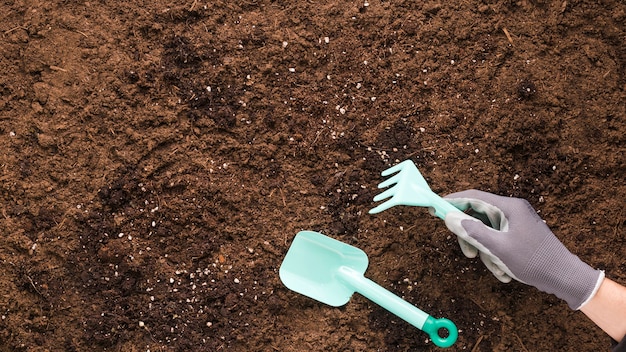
[377,173,401,189]
[369,199,397,214]
[372,187,397,202]
[380,161,410,177]
[370,159,461,217]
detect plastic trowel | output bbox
[279,230,458,348]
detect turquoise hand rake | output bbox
[369,160,460,218]
[280,231,458,348]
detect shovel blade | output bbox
[279,231,369,307]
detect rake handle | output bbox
[337,266,458,348]
[429,194,464,220]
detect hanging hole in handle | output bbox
[423,317,458,348]
[438,327,450,338]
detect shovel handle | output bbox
[338,266,458,348]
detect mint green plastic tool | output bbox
[369,159,460,218]
[279,231,458,348]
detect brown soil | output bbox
[1,0,625,351]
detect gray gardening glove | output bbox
[443,189,604,310]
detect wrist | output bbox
[580,277,626,341]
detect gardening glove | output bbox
[442,189,604,310]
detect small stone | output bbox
[37,133,56,149]
[32,82,50,104]
[31,102,43,113]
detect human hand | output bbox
[443,189,604,310]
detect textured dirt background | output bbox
[1,0,625,351]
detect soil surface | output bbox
[1,0,625,351]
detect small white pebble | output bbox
[282,41,288,48]
[234,278,240,284]
[288,67,295,72]
[324,37,330,44]
[139,321,145,328]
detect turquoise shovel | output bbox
[279,231,458,348]
[369,159,460,218]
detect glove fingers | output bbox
[445,189,506,207]
[446,197,508,231]
[479,251,512,283]
[445,211,504,249]
[446,190,540,231]
[457,237,478,258]
[444,198,472,212]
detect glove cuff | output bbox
[576,270,605,310]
